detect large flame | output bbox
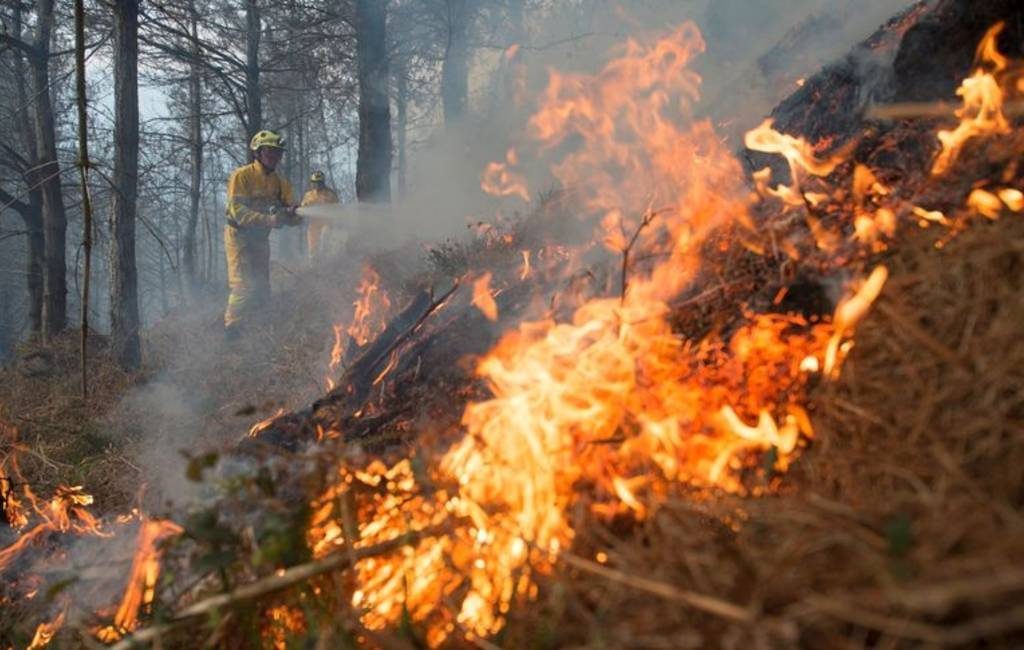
[932,22,1014,175]
[304,22,892,645]
[95,519,183,642]
[15,15,1023,650]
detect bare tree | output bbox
[110,0,142,369]
[2,0,70,338]
[440,0,470,124]
[182,0,203,300]
[3,1,46,336]
[245,0,262,139]
[356,0,391,203]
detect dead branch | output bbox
[620,207,661,303]
[866,100,1024,121]
[802,595,1024,646]
[107,529,432,650]
[318,282,460,411]
[560,551,756,624]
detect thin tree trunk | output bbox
[110,0,142,370]
[395,56,408,199]
[74,0,93,398]
[245,0,262,139]
[183,0,203,300]
[204,190,214,285]
[355,0,392,203]
[32,0,68,339]
[441,0,470,125]
[11,2,44,335]
[158,249,168,315]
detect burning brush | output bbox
[5,10,1024,650]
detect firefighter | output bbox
[301,170,340,259]
[223,129,302,339]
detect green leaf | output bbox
[886,512,913,557]
[45,576,78,601]
[184,451,219,482]
[195,549,237,574]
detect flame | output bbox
[824,266,889,377]
[967,188,1004,219]
[519,250,532,280]
[301,23,900,645]
[27,608,67,650]
[998,188,1024,212]
[472,272,499,321]
[932,23,1013,175]
[326,323,346,390]
[745,119,843,206]
[347,266,391,347]
[249,407,286,438]
[95,519,183,642]
[481,148,530,201]
[323,266,393,389]
[0,484,109,572]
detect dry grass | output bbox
[0,250,370,515]
[499,215,1024,649]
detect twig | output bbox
[559,551,755,624]
[107,529,431,650]
[866,99,1024,121]
[876,302,972,371]
[620,207,661,303]
[803,595,1024,646]
[74,0,94,402]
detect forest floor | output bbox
[0,246,370,514]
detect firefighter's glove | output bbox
[271,205,303,228]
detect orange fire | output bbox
[325,323,346,390]
[95,519,183,642]
[347,266,391,347]
[302,22,901,645]
[27,608,67,650]
[933,22,1014,175]
[249,407,286,438]
[15,16,1022,650]
[0,484,109,572]
[324,265,393,389]
[519,250,532,280]
[481,148,530,201]
[471,272,499,321]
[745,119,843,207]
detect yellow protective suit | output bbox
[300,185,339,259]
[224,161,294,330]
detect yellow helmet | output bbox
[249,130,286,151]
[310,171,325,183]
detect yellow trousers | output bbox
[224,225,271,329]
[307,220,327,259]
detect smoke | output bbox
[380,0,918,248]
[107,0,920,511]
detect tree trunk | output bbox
[245,0,262,139]
[355,0,392,203]
[395,56,408,199]
[11,1,44,335]
[74,0,96,399]
[183,0,203,300]
[110,0,142,370]
[441,0,470,125]
[32,0,68,339]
